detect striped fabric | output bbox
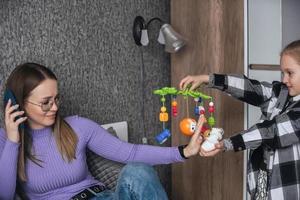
[209,74,300,200]
[86,150,123,191]
[86,127,124,191]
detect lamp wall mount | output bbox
[132,15,187,53]
[133,16,163,46]
[133,16,146,46]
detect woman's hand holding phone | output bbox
[4,99,27,143]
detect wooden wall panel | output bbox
[171,1,244,200]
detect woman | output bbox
[0,63,205,200]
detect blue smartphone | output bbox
[3,89,25,129]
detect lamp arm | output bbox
[146,17,163,29]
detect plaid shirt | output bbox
[208,74,300,200]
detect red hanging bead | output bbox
[208,106,215,113]
[172,106,178,117]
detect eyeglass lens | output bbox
[41,98,60,112]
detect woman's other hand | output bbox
[179,75,209,91]
[183,115,206,158]
[4,99,27,143]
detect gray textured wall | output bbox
[0,0,172,196]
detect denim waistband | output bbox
[70,185,107,200]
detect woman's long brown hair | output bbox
[5,63,78,182]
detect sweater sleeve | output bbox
[208,73,275,107]
[70,116,185,165]
[0,128,19,199]
[227,107,300,151]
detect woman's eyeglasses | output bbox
[26,97,60,112]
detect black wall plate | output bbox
[133,16,145,46]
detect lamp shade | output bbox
[160,24,186,53]
[141,29,149,46]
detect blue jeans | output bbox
[91,163,168,200]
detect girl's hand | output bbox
[183,115,207,158]
[4,99,27,143]
[179,75,209,91]
[199,140,224,157]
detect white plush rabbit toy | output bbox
[201,128,224,151]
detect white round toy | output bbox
[201,128,224,151]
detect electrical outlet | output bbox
[142,137,148,144]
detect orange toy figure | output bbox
[180,115,208,136]
[179,118,196,136]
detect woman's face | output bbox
[24,79,59,129]
[281,54,300,96]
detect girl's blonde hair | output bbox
[281,40,300,64]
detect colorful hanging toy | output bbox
[153,87,217,144]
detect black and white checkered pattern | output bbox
[209,74,300,200]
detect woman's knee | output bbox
[120,162,157,180]
[116,163,167,199]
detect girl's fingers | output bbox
[215,142,223,149]
[179,76,190,89]
[199,149,205,156]
[190,82,200,91]
[180,75,205,90]
[182,79,193,91]
[200,147,221,157]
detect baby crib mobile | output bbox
[153,87,216,144]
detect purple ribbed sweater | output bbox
[0,116,184,200]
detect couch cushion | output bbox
[86,127,124,191]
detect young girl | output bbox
[179,40,300,200]
[0,63,205,200]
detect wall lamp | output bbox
[132,16,186,53]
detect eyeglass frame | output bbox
[25,97,60,112]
